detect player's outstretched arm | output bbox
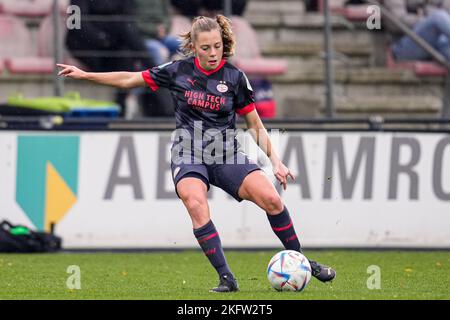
[56,64,146,89]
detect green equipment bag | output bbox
[3,92,120,117]
[0,220,62,253]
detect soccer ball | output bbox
[267,250,312,292]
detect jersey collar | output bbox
[194,57,226,76]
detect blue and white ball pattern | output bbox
[267,250,312,292]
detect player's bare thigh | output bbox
[177,177,211,228]
[238,170,284,215]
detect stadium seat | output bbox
[230,16,287,76]
[344,4,372,21]
[317,0,371,21]
[230,16,285,119]
[37,14,87,70]
[413,62,449,76]
[386,48,448,77]
[5,57,54,74]
[318,0,347,15]
[0,14,54,74]
[38,13,65,58]
[232,57,287,76]
[0,0,69,17]
[0,14,35,58]
[0,0,50,17]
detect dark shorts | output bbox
[171,152,261,202]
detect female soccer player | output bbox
[57,15,336,292]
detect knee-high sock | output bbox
[267,206,302,252]
[193,220,232,277]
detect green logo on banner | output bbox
[16,136,80,231]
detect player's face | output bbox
[193,29,224,71]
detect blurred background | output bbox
[1,0,449,120]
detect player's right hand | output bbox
[56,64,86,80]
[272,160,295,191]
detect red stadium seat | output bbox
[230,16,286,119]
[37,14,66,58]
[230,17,287,76]
[0,14,55,74]
[5,57,54,74]
[37,14,87,69]
[386,48,448,77]
[318,0,371,21]
[232,57,287,76]
[413,62,448,76]
[0,14,35,58]
[344,5,372,21]
[0,0,50,17]
[0,0,68,17]
[318,0,347,15]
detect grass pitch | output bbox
[0,250,449,300]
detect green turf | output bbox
[0,250,449,300]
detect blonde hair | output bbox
[180,15,235,58]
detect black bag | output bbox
[0,220,62,253]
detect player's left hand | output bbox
[272,160,295,190]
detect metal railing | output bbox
[1,115,450,132]
[367,0,450,119]
[46,0,450,120]
[52,0,63,97]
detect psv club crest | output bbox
[216,81,228,93]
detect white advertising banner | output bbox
[0,131,449,248]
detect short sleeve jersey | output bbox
[141,57,255,144]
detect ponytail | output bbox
[216,15,235,57]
